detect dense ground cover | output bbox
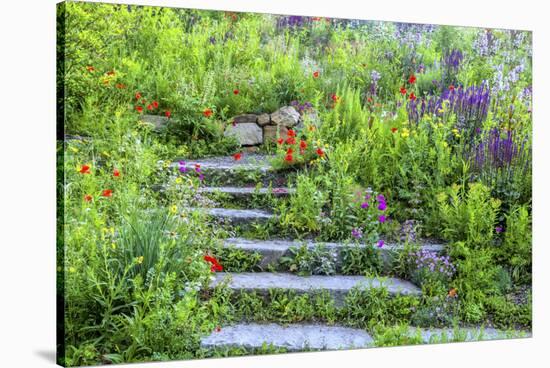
[58,2,532,366]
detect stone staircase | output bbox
[174,154,530,352]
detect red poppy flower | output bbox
[331,94,339,102]
[84,194,93,202]
[165,110,171,118]
[285,137,296,145]
[408,74,416,84]
[101,189,113,197]
[135,92,141,100]
[233,89,239,95]
[233,152,242,161]
[115,83,126,89]
[106,70,115,76]
[313,71,320,78]
[136,106,143,113]
[147,104,153,111]
[449,84,455,91]
[277,138,284,145]
[391,127,398,133]
[367,97,373,103]
[79,165,91,174]
[113,168,120,177]
[287,148,293,155]
[409,92,416,101]
[400,86,407,95]
[316,148,325,157]
[287,129,296,137]
[203,108,213,118]
[284,154,293,162]
[152,100,159,108]
[312,17,322,21]
[300,140,307,149]
[204,255,223,272]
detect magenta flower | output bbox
[495,226,504,233]
[378,215,386,223]
[377,239,384,248]
[199,174,205,181]
[351,228,363,239]
[361,202,369,209]
[378,202,387,211]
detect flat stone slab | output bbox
[201,323,373,351]
[174,154,272,171]
[209,272,421,303]
[199,186,294,198]
[223,238,445,269]
[411,327,532,343]
[189,208,274,225]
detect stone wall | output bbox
[224,106,302,146]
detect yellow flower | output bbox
[111,242,117,250]
[175,177,183,184]
[401,128,410,138]
[69,267,76,273]
[438,123,444,128]
[443,142,448,147]
[136,256,144,264]
[438,108,444,114]
[170,205,178,214]
[324,143,329,148]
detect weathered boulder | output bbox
[263,125,289,144]
[232,114,258,124]
[270,106,300,127]
[257,113,271,126]
[224,123,263,146]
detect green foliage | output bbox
[279,243,337,276]
[438,182,501,247]
[500,205,532,283]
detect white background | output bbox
[0,0,548,367]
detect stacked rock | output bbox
[224,106,301,146]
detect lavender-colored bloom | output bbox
[377,239,384,248]
[361,202,369,209]
[351,228,363,239]
[199,174,204,181]
[378,215,386,223]
[378,202,387,211]
[495,226,504,233]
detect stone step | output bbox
[223,237,445,270]
[200,323,373,352]
[409,327,532,343]
[171,154,290,186]
[208,272,421,304]
[200,323,531,352]
[189,207,274,225]
[199,186,294,198]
